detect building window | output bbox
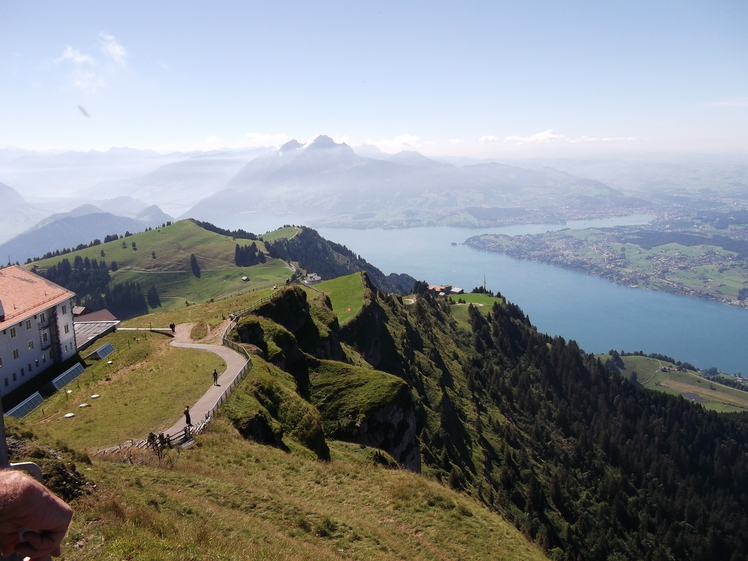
[63,324,69,334]
[64,345,68,353]
[27,363,31,371]
[62,305,67,315]
[12,373,16,382]
[10,327,16,338]
[12,349,19,360]
[42,355,46,363]
[0,358,2,368]
[28,340,34,350]
[25,320,31,330]
[35,359,38,367]
[40,312,45,322]
[4,379,7,387]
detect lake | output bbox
[316,216,748,376]
[232,214,748,375]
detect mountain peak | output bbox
[306,135,346,150]
[279,140,303,153]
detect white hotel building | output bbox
[0,265,78,398]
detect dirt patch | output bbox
[172,323,195,343]
[662,379,748,409]
[203,319,233,344]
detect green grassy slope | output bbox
[449,292,505,331]
[38,420,547,561]
[28,219,294,308]
[261,226,301,242]
[315,273,366,325]
[309,360,409,435]
[25,330,225,449]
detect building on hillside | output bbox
[0,265,77,398]
[450,287,465,295]
[73,308,120,351]
[303,273,322,285]
[427,284,452,297]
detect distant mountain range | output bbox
[3,140,747,261]
[183,135,647,226]
[0,203,173,264]
[0,182,50,245]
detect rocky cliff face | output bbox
[251,286,344,362]
[355,400,420,471]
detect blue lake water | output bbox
[317,217,748,376]
[231,214,748,375]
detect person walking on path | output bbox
[212,368,218,386]
[184,406,192,426]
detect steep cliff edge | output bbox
[227,284,421,470]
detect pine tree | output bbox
[147,285,161,308]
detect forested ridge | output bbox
[264,227,415,293]
[338,285,748,560]
[457,303,748,560]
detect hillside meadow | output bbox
[597,353,748,413]
[39,418,547,561]
[27,220,295,308]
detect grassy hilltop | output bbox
[28,220,295,310]
[27,220,414,316]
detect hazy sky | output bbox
[1,1,747,156]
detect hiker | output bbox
[184,406,192,426]
[0,469,73,559]
[170,322,175,333]
[212,368,218,386]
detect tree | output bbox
[105,281,147,319]
[190,254,201,278]
[412,280,429,295]
[147,285,161,308]
[110,261,118,271]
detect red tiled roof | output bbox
[0,266,75,330]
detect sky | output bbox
[1,1,747,157]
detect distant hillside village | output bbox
[0,265,118,406]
